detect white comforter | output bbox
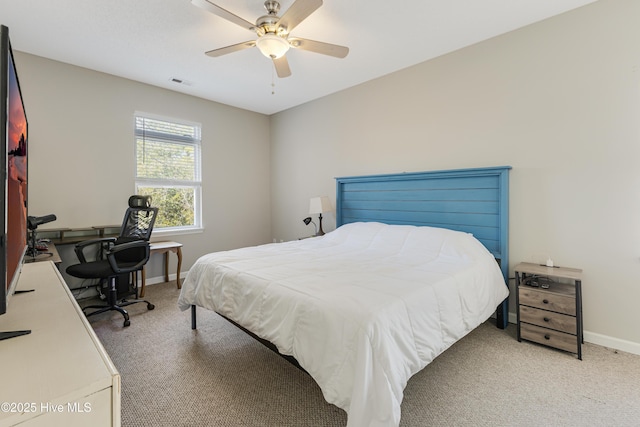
[178,222,509,427]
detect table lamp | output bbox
[308,196,332,236]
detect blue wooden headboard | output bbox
[335,166,511,328]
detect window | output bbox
[135,112,202,233]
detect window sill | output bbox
[152,227,203,238]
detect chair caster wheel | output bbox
[124,319,131,327]
[147,303,155,310]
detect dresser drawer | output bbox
[519,305,576,334]
[519,286,576,315]
[520,322,578,354]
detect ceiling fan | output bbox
[192,0,349,78]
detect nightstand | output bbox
[515,262,583,359]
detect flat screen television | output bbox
[0,24,30,340]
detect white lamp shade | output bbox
[309,196,332,214]
[255,33,290,59]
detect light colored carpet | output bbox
[88,282,640,426]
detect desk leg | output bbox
[163,252,169,282]
[141,268,146,298]
[139,246,182,296]
[176,247,182,289]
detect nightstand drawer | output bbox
[519,287,576,316]
[519,305,576,334]
[520,322,578,354]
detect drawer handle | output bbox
[543,317,550,322]
[544,334,551,340]
[542,299,549,304]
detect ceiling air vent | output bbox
[170,78,193,86]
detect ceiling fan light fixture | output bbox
[256,33,290,59]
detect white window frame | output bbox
[134,111,202,235]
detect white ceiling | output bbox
[1,0,596,115]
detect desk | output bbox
[35,227,183,298]
[140,241,183,297]
[37,225,120,245]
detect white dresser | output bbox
[0,261,120,427]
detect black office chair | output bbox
[66,195,159,327]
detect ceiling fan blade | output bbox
[205,41,256,57]
[273,56,292,78]
[192,0,255,32]
[289,38,349,58]
[277,0,323,34]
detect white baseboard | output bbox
[582,331,640,356]
[507,312,640,356]
[138,269,189,288]
[142,275,174,287]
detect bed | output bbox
[178,166,511,427]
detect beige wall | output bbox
[270,0,640,351]
[15,52,272,282]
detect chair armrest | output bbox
[106,240,150,274]
[74,237,117,263]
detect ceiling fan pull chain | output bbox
[271,66,276,95]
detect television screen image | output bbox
[6,46,28,297]
[1,24,30,340]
